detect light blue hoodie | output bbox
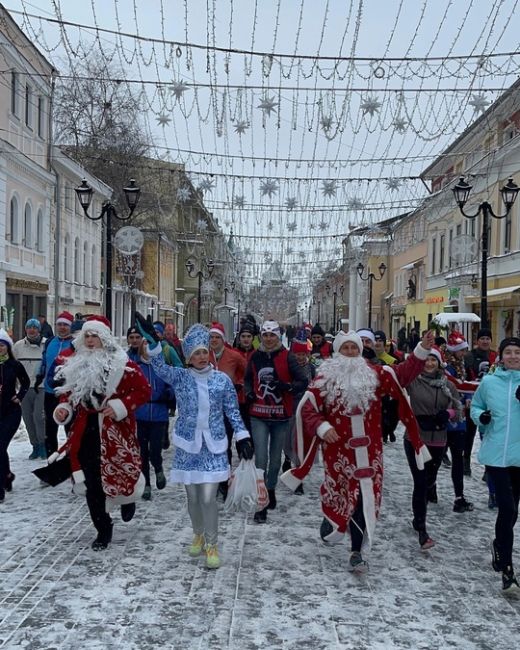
[470,366,520,467]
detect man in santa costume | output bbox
[53,316,151,551]
[282,330,432,572]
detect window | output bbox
[91,244,97,286]
[11,71,19,115]
[25,85,32,128]
[456,223,462,236]
[64,233,71,281]
[36,209,44,251]
[504,211,512,253]
[83,242,89,285]
[23,203,32,248]
[8,197,19,243]
[439,234,445,271]
[74,237,81,282]
[431,237,437,274]
[37,97,45,138]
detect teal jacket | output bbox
[470,366,520,467]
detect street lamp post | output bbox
[305,301,311,323]
[75,179,140,324]
[326,284,345,333]
[453,177,519,330]
[356,262,387,329]
[185,257,215,322]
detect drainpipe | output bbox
[48,75,61,322]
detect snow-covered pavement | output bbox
[1,425,518,650]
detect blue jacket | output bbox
[470,366,520,467]
[127,348,173,422]
[39,336,74,393]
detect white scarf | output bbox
[313,354,379,414]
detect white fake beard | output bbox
[313,354,379,413]
[55,348,114,408]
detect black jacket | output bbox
[0,358,30,415]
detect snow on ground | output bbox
[1,424,518,649]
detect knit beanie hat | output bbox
[333,330,363,355]
[311,324,325,336]
[477,328,492,340]
[25,318,41,330]
[291,338,310,354]
[261,321,281,338]
[427,345,445,367]
[56,311,74,326]
[374,330,387,343]
[499,337,520,358]
[153,321,165,335]
[126,326,141,338]
[239,323,255,336]
[356,328,376,344]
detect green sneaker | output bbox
[205,544,220,569]
[142,485,152,501]
[188,534,205,557]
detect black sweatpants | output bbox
[486,466,520,569]
[77,415,112,536]
[404,439,444,530]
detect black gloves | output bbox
[479,410,492,425]
[516,385,520,402]
[134,312,160,345]
[435,410,450,428]
[34,374,43,393]
[272,380,292,393]
[236,438,254,460]
[246,392,256,404]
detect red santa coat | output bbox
[52,359,151,507]
[282,364,429,548]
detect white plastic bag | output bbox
[224,459,258,513]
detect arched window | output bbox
[23,203,32,248]
[8,196,19,243]
[91,244,97,287]
[83,241,89,286]
[36,209,44,251]
[64,233,71,281]
[74,237,80,282]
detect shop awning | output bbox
[400,259,422,270]
[466,286,520,303]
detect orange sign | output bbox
[425,296,445,304]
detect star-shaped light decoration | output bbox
[244,247,251,256]
[286,246,294,255]
[318,221,328,231]
[176,187,191,203]
[299,251,306,260]
[285,197,297,210]
[257,95,278,117]
[233,195,246,208]
[264,251,272,262]
[393,117,408,134]
[170,80,190,100]
[260,179,279,198]
[385,178,402,192]
[234,120,249,134]
[346,197,365,210]
[156,114,171,126]
[320,115,333,131]
[198,178,215,193]
[468,94,490,114]
[287,221,297,232]
[360,95,382,116]
[196,218,208,231]
[322,180,337,198]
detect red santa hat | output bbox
[209,322,226,339]
[56,311,74,326]
[446,332,468,353]
[333,330,363,355]
[75,315,115,349]
[291,339,310,354]
[427,345,446,367]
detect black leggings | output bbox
[446,429,464,498]
[0,408,21,487]
[404,439,444,530]
[137,420,167,485]
[486,466,520,569]
[77,415,112,536]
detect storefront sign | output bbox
[425,296,445,304]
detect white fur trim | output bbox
[280,469,302,491]
[104,351,128,399]
[53,403,74,425]
[47,451,60,463]
[413,343,429,360]
[295,391,318,463]
[72,482,87,496]
[316,421,332,439]
[72,469,85,483]
[107,398,128,421]
[333,330,363,354]
[148,342,163,356]
[415,444,432,471]
[234,430,250,441]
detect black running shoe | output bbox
[502,566,520,594]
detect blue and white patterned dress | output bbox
[149,348,249,484]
